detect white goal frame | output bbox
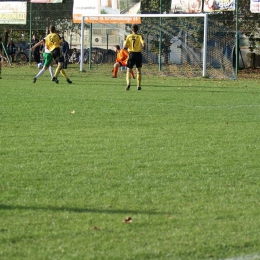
[79,13,208,77]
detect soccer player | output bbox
[124,24,145,91]
[112,45,135,79]
[31,34,41,64]
[45,25,67,84]
[61,36,69,69]
[31,38,72,84]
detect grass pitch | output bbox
[0,64,260,260]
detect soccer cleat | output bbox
[126,84,130,91]
[52,77,59,84]
[67,78,72,84]
[33,77,37,83]
[111,76,117,78]
[137,86,142,90]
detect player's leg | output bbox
[112,62,120,78]
[52,49,63,83]
[33,67,46,83]
[136,67,142,90]
[131,70,135,79]
[126,53,137,90]
[126,67,132,90]
[33,52,52,83]
[60,68,72,84]
[135,53,143,90]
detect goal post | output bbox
[79,13,236,79]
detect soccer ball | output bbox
[37,63,43,69]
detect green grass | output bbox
[1,64,260,260]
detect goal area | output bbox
[79,14,236,80]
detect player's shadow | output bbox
[0,204,170,215]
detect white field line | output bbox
[220,254,260,260]
[192,104,260,109]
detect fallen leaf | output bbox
[123,217,132,223]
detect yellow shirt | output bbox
[125,33,144,52]
[45,33,61,51]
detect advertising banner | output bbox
[203,0,235,12]
[170,0,235,13]
[30,0,63,3]
[0,2,27,24]
[250,0,260,13]
[73,0,140,24]
[171,0,202,13]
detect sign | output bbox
[171,0,202,13]
[0,2,27,24]
[81,16,141,24]
[170,0,235,13]
[30,0,63,3]
[250,0,260,13]
[203,0,235,12]
[73,0,140,24]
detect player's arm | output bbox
[31,39,44,51]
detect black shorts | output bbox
[127,52,142,69]
[51,47,64,63]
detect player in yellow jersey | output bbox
[31,39,72,84]
[124,24,145,90]
[45,25,70,84]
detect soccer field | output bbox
[1,65,260,260]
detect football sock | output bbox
[54,65,62,78]
[60,69,68,79]
[126,71,131,85]
[131,71,135,78]
[35,67,45,78]
[49,66,54,78]
[113,67,118,77]
[137,73,141,87]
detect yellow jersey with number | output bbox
[45,33,61,51]
[125,33,144,52]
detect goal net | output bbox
[80,14,236,80]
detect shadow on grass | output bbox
[0,204,170,215]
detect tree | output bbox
[141,0,171,14]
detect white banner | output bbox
[203,0,235,12]
[30,0,63,3]
[72,0,134,24]
[171,0,235,13]
[171,0,202,13]
[250,0,260,13]
[0,2,27,24]
[73,0,100,17]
